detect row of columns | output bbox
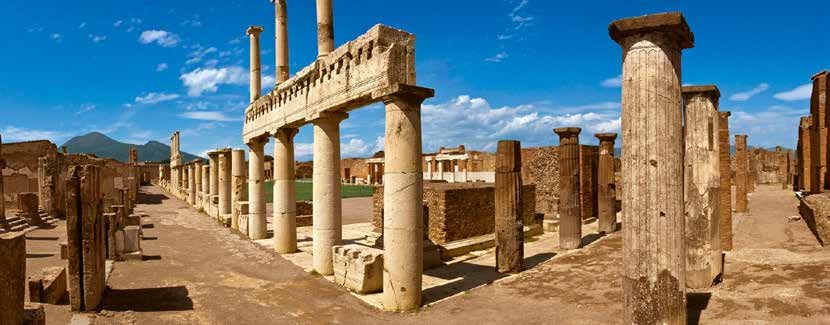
[425,157,469,182]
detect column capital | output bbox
[812,70,829,81]
[554,127,581,138]
[609,12,694,49]
[735,134,748,141]
[247,25,264,36]
[246,135,269,148]
[595,133,618,142]
[720,111,732,118]
[274,127,299,139]
[308,111,348,124]
[375,84,435,104]
[682,85,720,102]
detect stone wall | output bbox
[138,163,160,185]
[579,145,599,220]
[743,148,792,185]
[373,182,536,244]
[341,158,368,180]
[520,146,559,217]
[1,140,58,210]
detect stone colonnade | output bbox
[595,133,617,234]
[554,127,581,250]
[366,158,384,185]
[610,12,693,323]
[424,155,469,182]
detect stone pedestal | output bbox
[682,85,723,289]
[332,245,383,294]
[0,232,25,325]
[610,12,693,324]
[495,140,524,273]
[554,127,581,250]
[312,112,347,275]
[718,112,733,250]
[736,135,749,213]
[274,128,299,253]
[248,140,267,240]
[231,150,248,231]
[596,133,618,234]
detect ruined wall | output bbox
[341,158,368,179]
[373,182,536,244]
[138,163,160,185]
[579,145,599,220]
[1,140,58,209]
[295,161,312,180]
[746,148,792,184]
[520,146,560,217]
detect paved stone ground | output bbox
[19,184,830,324]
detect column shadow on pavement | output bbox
[101,286,194,312]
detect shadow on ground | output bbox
[138,192,168,205]
[101,286,194,312]
[687,292,711,325]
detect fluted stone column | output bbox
[274,128,298,253]
[194,161,202,208]
[209,153,220,218]
[382,88,431,312]
[272,0,289,83]
[316,0,334,56]
[555,127,582,250]
[736,135,749,213]
[682,85,723,289]
[247,26,264,103]
[610,12,694,324]
[596,133,617,234]
[495,140,523,274]
[312,112,347,275]
[201,165,209,211]
[188,164,196,205]
[718,111,733,251]
[248,139,267,240]
[219,151,232,223]
[231,150,248,231]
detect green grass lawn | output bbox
[263,180,374,203]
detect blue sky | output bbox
[0,0,827,159]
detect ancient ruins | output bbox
[2,4,828,324]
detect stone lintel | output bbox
[682,85,720,101]
[812,70,829,80]
[207,148,232,157]
[595,133,618,142]
[307,111,349,123]
[246,25,264,36]
[374,83,435,104]
[553,127,582,137]
[609,12,694,49]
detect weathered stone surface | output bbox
[811,71,828,193]
[799,193,830,246]
[312,112,348,276]
[23,302,46,325]
[495,140,524,274]
[18,192,41,225]
[332,245,383,294]
[610,11,692,324]
[0,231,26,324]
[797,116,812,191]
[596,133,618,234]
[555,127,581,250]
[27,267,67,304]
[273,128,298,254]
[719,112,733,250]
[231,150,247,231]
[736,135,749,213]
[65,165,106,312]
[124,225,141,253]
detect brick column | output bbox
[811,71,828,192]
[718,111,733,250]
[495,140,524,273]
[610,12,693,323]
[735,135,749,213]
[595,133,617,234]
[554,127,581,250]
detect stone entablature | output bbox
[242,24,416,143]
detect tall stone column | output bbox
[231,150,248,231]
[247,26,264,103]
[312,112,347,275]
[735,135,749,213]
[315,0,334,56]
[426,158,433,180]
[188,164,196,205]
[382,88,431,312]
[682,85,723,289]
[610,12,693,324]
[814,71,830,191]
[219,151,232,222]
[209,153,220,218]
[194,161,203,208]
[554,127,582,250]
[274,128,298,253]
[248,139,267,240]
[800,117,813,191]
[438,160,444,181]
[718,111,733,251]
[272,0,290,83]
[201,165,210,210]
[495,140,524,274]
[595,133,617,234]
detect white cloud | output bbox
[341,138,371,158]
[181,16,203,28]
[179,66,247,97]
[139,30,180,47]
[78,22,87,29]
[181,122,220,137]
[420,95,621,151]
[262,75,276,90]
[773,83,812,101]
[88,34,107,43]
[295,143,314,159]
[1,126,72,143]
[486,51,508,63]
[729,83,769,101]
[185,46,217,65]
[601,75,623,88]
[135,92,180,104]
[156,63,168,72]
[508,0,533,29]
[730,105,806,148]
[76,103,96,115]
[113,20,123,27]
[179,111,240,122]
[50,33,62,42]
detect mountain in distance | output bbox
[62,132,202,163]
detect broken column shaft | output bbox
[247,26,264,102]
[316,0,334,56]
[495,140,524,273]
[610,12,694,323]
[735,135,749,213]
[0,232,25,324]
[273,0,289,83]
[312,112,347,275]
[248,140,267,239]
[231,150,247,231]
[554,127,582,250]
[274,128,299,253]
[595,133,618,234]
[718,111,733,251]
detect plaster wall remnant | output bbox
[596,133,618,234]
[495,140,524,273]
[610,11,693,324]
[554,127,581,250]
[682,85,723,289]
[718,111,733,250]
[735,135,749,213]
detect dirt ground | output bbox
[20,184,830,324]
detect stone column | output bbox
[495,140,523,273]
[202,165,210,210]
[248,139,267,239]
[219,151,232,221]
[0,232,25,324]
[736,135,749,213]
[595,133,617,234]
[312,112,347,275]
[194,161,203,209]
[426,158,433,180]
[247,26,264,103]
[554,127,582,250]
[274,128,298,253]
[682,85,723,289]
[463,159,469,182]
[800,117,813,191]
[718,111,733,251]
[814,71,830,191]
[272,0,289,83]
[452,160,459,182]
[0,133,5,227]
[316,0,334,56]
[438,160,444,181]
[231,150,248,231]
[382,88,431,312]
[610,12,693,323]
[209,153,220,218]
[188,164,196,205]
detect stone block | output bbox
[124,225,141,252]
[332,245,383,294]
[296,215,313,227]
[1,232,26,325]
[23,302,45,325]
[27,267,67,304]
[799,193,830,246]
[60,241,68,259]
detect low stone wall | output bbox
[373,182,536,244]
[798,193,830,246]
[1,140,59,211]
